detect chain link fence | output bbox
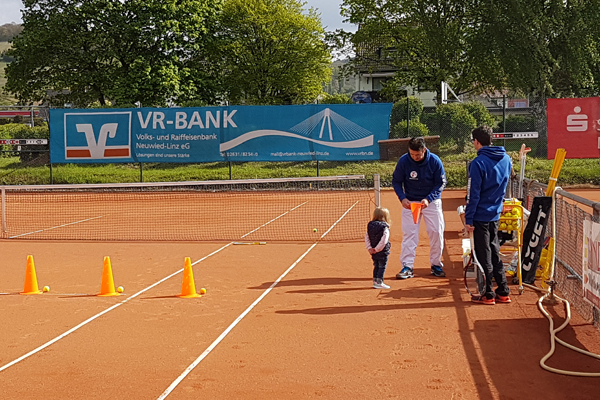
[391,95,548,158]
[515,176,600,329]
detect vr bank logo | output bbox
[64,112,132,160]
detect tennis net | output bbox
[1,175,375,242]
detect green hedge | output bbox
[390,96,424,127]
[390,120,430,139]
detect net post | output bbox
[1,188,6,234]
[374,174,381,208]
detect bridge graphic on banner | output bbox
[219,108,374,152]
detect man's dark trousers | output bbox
[473,220,510,299]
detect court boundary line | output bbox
[0,200,312,373]
[157,200,360,399]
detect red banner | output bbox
[0,110,39,118]
[547,97,600,159]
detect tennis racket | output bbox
[463,233,486,297]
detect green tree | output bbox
[218,0,332,105]
[422,103,477,151]
[471,0,600,98]
[341,0,481,96]
[341,0,600,100]
[461,101,495,128]
[5,0,222,107]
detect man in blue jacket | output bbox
[392,137,447,279]
[464,125,512,305]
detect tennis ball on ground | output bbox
[116,286,124,293]
[43,286,50,292]
[313,228,318,232]
[200,288,207,295]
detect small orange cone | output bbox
[178,257,201,298]
[21,255,42,295]
[98,256,120,297]
[410,203,423,224]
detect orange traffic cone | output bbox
[21,255,42,295]
[98,256,120,297]
[178,257,201,298]
[410,203,423,224]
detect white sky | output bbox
[1,0,23,25]
[0,0,356,32]
[304,0,356,32]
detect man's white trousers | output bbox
[400,199,445,268]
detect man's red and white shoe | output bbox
[471,295,495,305]
[496,295,512,303]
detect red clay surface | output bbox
[1,190,599,399]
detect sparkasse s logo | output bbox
[64,112,132,160]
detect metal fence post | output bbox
[374,174,380,208]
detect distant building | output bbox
[351,31,437,106]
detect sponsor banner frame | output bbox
[49,104,392,163]
[583,220,600,309]
[547,97,600,159]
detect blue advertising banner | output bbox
[49,104,392,163]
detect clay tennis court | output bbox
[1,189,599,399]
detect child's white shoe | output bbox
[373,279,390,289]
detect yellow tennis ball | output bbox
[499,222,507,230]
[43,286,50,292]
[511,208,521,217]
[117,286,124,293]
[200,288,207,295]
[313,228,318,232]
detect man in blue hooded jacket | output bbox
[465,125,512,305]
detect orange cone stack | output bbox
[98,256,120,297]
[410,203,423,224]
[178,257,201,298]
[21,255,42,295]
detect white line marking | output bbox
[156,201,359,399]
[240,201,308,238]
[0,202,307,373]
[9,216,105,238]
[0,243,231,374]
[318,201,359,240]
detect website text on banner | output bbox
[547,97,600,159]
[49,104,393,164]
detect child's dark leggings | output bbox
[372,255,388,279]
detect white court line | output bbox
[157,200,360,400]
[0,202,308,373]
[239,201,308,238]
[0,244,230,374]
[9,216,105,238]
